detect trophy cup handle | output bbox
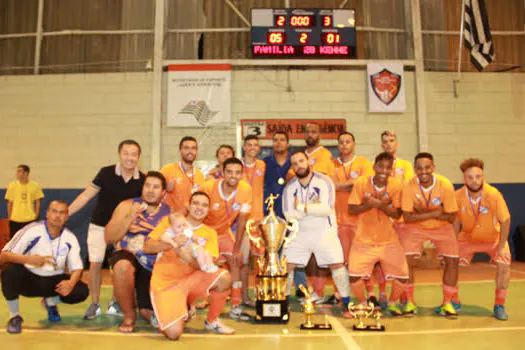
[283,219,298,248]
[366,302,375,318]
[245,219,262,249]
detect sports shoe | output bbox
[7,315,23,334]
[229,306,252,321]
[379,294,389,309]
[494,305,508,321]
[434,301,462,314]
[386,304,403,317]
[403,301,418,317]
[150,314,159,328]
[300,292,324,305]
[106,301,123,317]
[437,303,458,319]
[367,296,380,309]
[42,299,61,322]
[83,303,102,320]
[204,318,236,334]
[322,294,340,306]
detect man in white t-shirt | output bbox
[282,151,351,313]
[0,200,87,334]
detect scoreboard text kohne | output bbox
[251,8,357,59]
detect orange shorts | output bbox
[348,241,409,280]
[398,223,459,258]
[338,224,357,263]
[151,268,227,331]
[458,238,511,266]
[218,233,235,262]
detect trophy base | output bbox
[300,323,332,330]
[352,325,386,332]
[254,300,289,324]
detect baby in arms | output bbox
[161,213,218,273]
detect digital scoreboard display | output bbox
[251,8,356,58]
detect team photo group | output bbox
[0,122,512,340]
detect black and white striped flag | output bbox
[463,0,495,71]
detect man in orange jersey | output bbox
[144,191,235,339]
[348,152,409,316]
[104,172,171,333]
[160,136,205,214]
[327,132,373,306]
[200,157,252,321]
[380,130,414,182]
[454,158,511,321]
[379,130,415,306]
[240,135,266,307]
[401,153,459,318]
[206,145,235,181]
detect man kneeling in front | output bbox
[1,200,88,334]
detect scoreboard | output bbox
[251,8,357,58]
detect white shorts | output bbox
[282,227,344,267]
[241,235,264,265]
[87,223,107,263]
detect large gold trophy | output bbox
[246,194,298,323]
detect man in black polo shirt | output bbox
[68,140,145,320]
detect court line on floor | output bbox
[5,325,525,339]
[352,326,525,337]
[1,328,340,339]
[328,315,361,350]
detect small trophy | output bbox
[246,194,298,324]
[299,285,332,330]
[348,303,385,331]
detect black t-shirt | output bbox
[90,165,145,226]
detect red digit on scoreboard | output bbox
[323,16,332,27]
[299,33,308,44]
[267,32,285,44]
[275,15,286,27]
[323,33,341,44]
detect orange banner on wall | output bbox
[241,119,346,140]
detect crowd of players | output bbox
[0,123,512,339]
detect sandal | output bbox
[118,322,135,333]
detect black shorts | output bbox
[109,250,152,310]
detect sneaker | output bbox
[379,294,389,309]
[494,305,508,321]
[367,296,380,309]
[7,315,23,334]
[403,301,418,317]
[300,292,324,305]
[83,303,102,320]
[437,303,458,319]
[106,301,123,317]
[452,301,462,313]
[229,306,252,321]
[42,299,61,322]
[322,294,340,306]
[386,304,403,317]
[434,301,462,314]
[150,314,159,328]
[204,318,236,334]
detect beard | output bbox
[305,138,318,147]
[466,181,483,193]
[296,167,310,179]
